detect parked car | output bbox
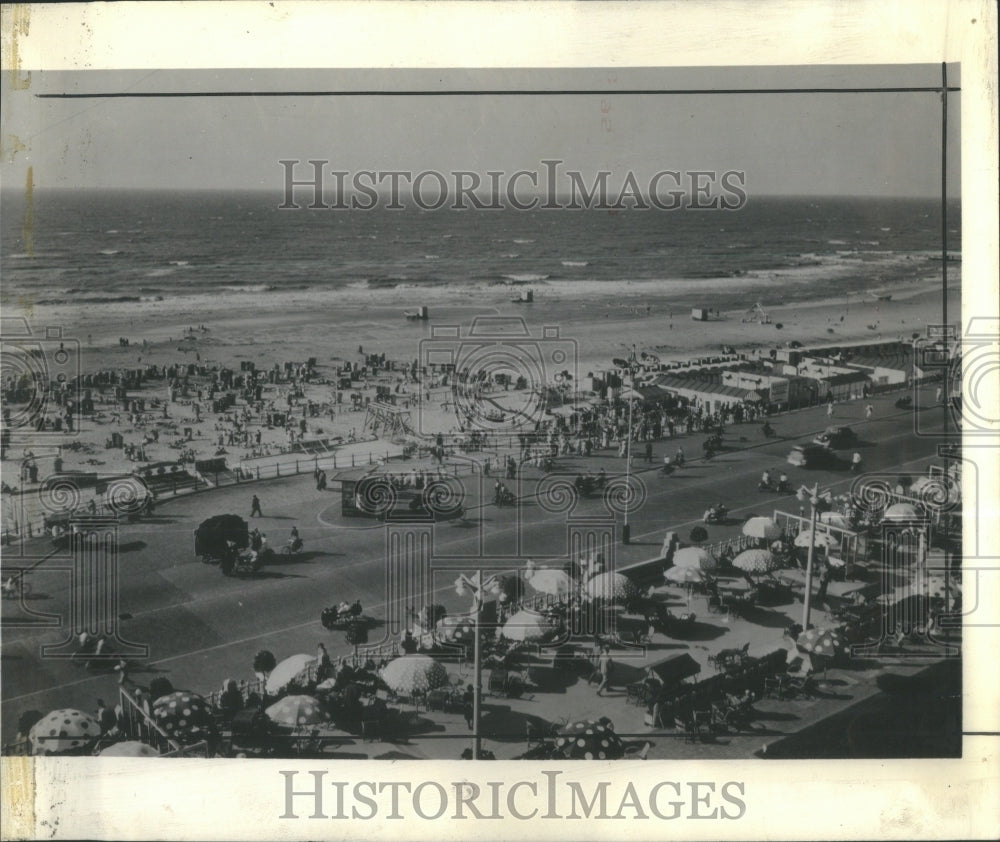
[813,425,857,448]
[787,443,839,469]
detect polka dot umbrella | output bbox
[732,549,782,576]
[796,626,848,661]
[435,615,477,648]
[671,546,718,571]
[265,694,330,728]
[379,654,450,695]
[152,691,216,744]
[100,741,161,758]
[584,571,640,603]
[29,709,101,756]
[555,718,626,760]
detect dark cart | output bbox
[194,514,250,563]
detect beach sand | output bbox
[1,279,958,500]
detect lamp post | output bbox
[454,571,500,760]
[796,483,831,629]
[621,345,639,544]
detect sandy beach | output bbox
[15,273,959,379]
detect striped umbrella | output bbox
[152,691,215,744]
[29,709,102,756]
[501,609,559,643]
[883,502,921,521]
[794,529,838,549]
[732,549,781,575]
[672,547,718,571]
[742,517,782,540]
[664,565,705,585]
[819,511,851,529]
[584,571,640,603]
[555,718,625,760]
[380,655,449,695]
[265,694,329,728]
[100,741,161,758]
[265,653,317,694]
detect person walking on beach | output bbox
[250,494,263,518]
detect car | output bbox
[787,443,839,469]
[813,425,857,448]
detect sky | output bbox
[1,66,961,198]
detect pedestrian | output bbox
[462,684,475,730]
[250,494,262,517]
[596,647,613,696]
[826,402,834,418]
[935,386,943,404]
[865,403,873,421]
[644,440,653,463]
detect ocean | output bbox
[0,191,961,313]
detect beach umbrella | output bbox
[796,626,847,660]
[501,609,559,643]
[524,567,574,596]
[152,691,215,744]
[584,571,640,603]
[265,695,329,728]
[28,709,101,756]
[671,546,718,571]
[819,511,851,529]
[742,517,782,540]
[794,530,838,550]
[922,574,960,601]
[883,502,920,521]
[435,615,477,647]
[265,653,317,694]
[100,741,161,758]
[732,549,781,575]
[380,654,449,695]
[555,718,625,760]
[664,565,705,585]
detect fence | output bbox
[771,510,864,568]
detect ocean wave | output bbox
[424,255,439,260]
[99,249,122,256]
[221,284,277,293]
[561,260,588,267]
[169,260,190,266]
[145,268,175,277]
[501,273,549,283]
[512,238,535,244]
[827,240,848,245]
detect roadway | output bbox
[1,387,951,743]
